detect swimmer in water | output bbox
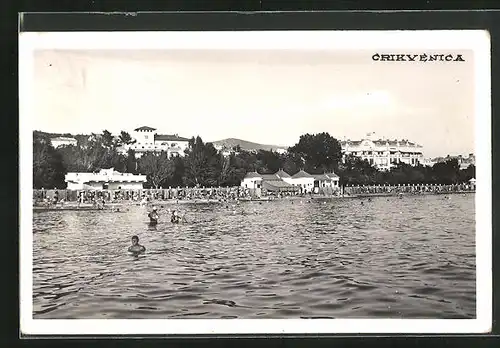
[171,210,181,224]
[128,235,145,253]
[148,207,159,223]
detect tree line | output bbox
[33,130,475,189]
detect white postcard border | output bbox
[19,30,492,335]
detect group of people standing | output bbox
[147,206,183,225]
[129,206,183,256]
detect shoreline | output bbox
[32,191,475,212]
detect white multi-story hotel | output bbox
[120,126,190,158]
[341,132,424,171]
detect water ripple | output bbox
[33,194,476,319]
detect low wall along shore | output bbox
[32,183,475,205]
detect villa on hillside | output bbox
[118,126,191,158]
[51,136,78,148]
[341,132,424,171]
[241,169,340,194]
[432,154,475,170]
[65,168,147,190]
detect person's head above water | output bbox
[129,235,146,253]
[131,235,139,245]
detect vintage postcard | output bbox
[19,30,491,335]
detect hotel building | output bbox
[340,132,424,171]
[120,126,190,158]
[432,153,475,170]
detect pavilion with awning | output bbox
[261,178,297,192]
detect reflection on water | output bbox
[32,194,475,319]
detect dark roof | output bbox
[261,174,279,180]
[262,180,295,191]
[341,140,362,146]
[311,173,340,180]
[312,174,329,180]
[292,170,314,179]
[134,126,156,132]
[275,169,291,178]
[342,139,422,147]
[155,134,190,142]
[244,172,262,179]
[325,172,340,179]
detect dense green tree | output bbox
[33,129,476,189]
[119,131,134,145]
[459,164,476,183]
[281,152,304,175]
[138,152,174,188]
[288,132,342,173]
[33,133,66,189]
[183,137,222,186]
[432,158,460,184]
[255,150,283,173]
[338,154,378,185]
[101,130,115,148]
[58,136,126,173]
[125,149,138,174]
[166,155,185,188]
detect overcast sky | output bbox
[33,49,475,158]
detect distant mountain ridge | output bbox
[211,138,288,152]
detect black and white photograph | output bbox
[19,30,491,335]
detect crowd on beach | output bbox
[33,182,475,209]
[343,183,475,196]
[33,187,252,208]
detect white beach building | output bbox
[240,172,263,189]
[65,168,147,190]
[290,170,315,193]
[312,172,340,188]
[275,169,294,185]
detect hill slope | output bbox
[211,138,288,152]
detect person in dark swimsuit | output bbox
[128,235,146,253]
[148,207,159,224]
[171,210,181,224]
